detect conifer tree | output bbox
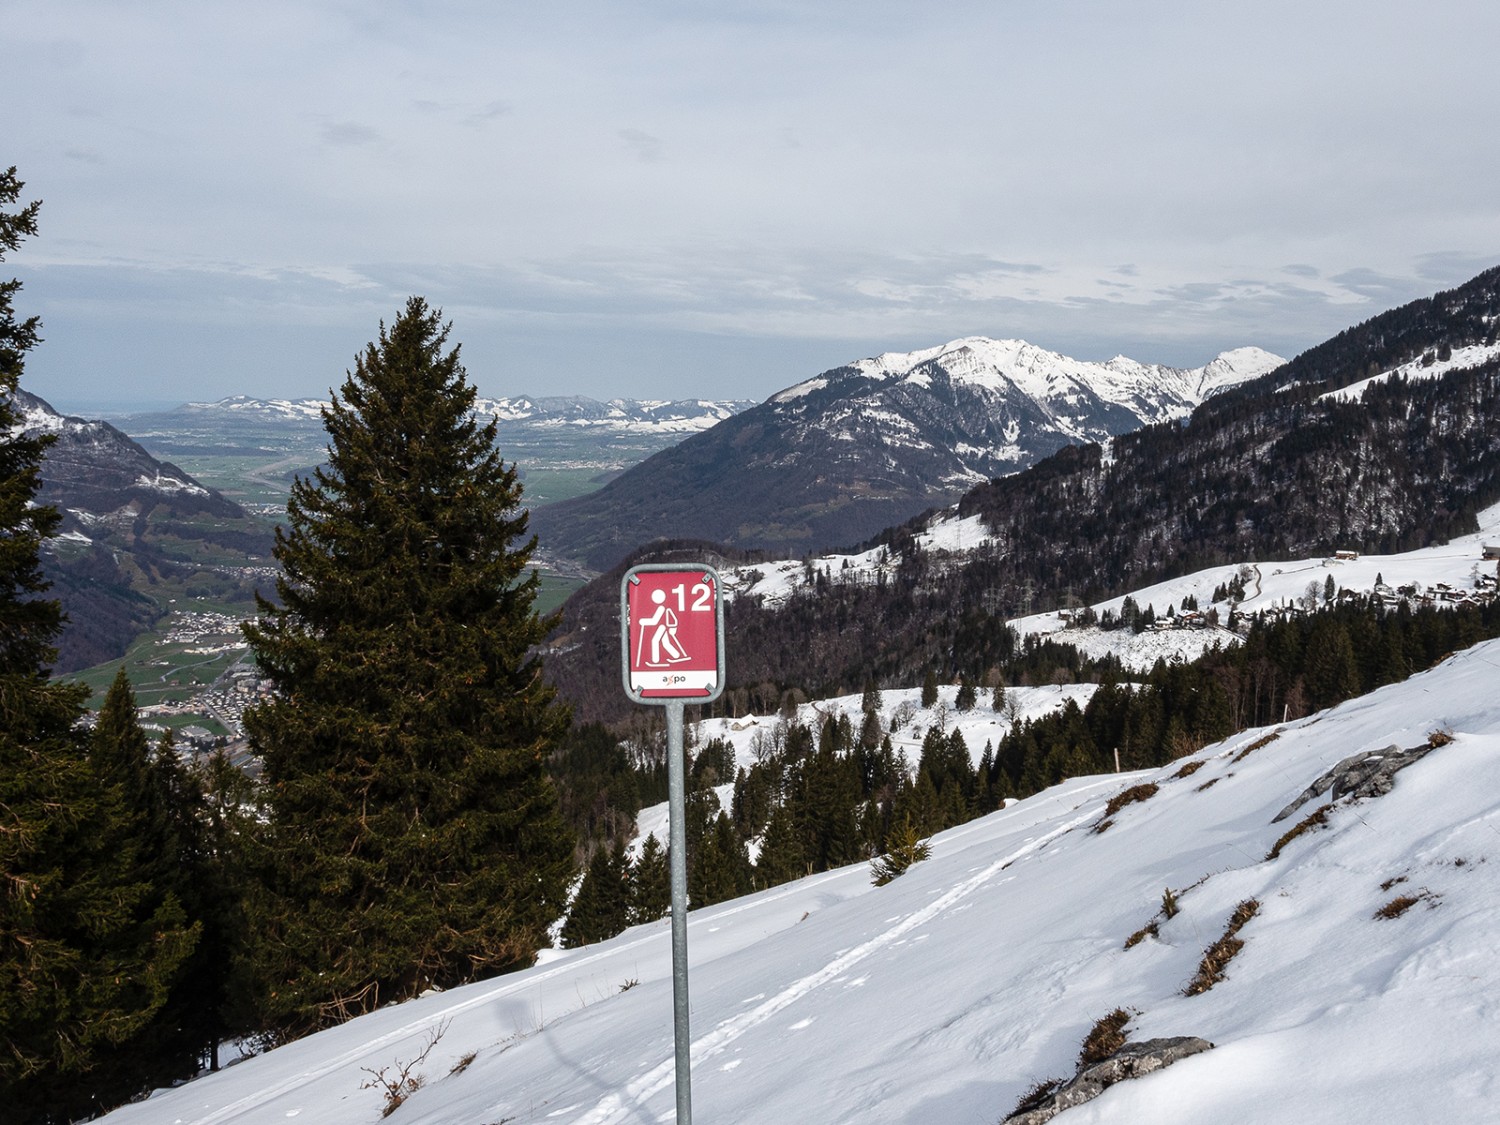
[755,802,806,887]
[920,668,939,708]
[870,816,931,886]
[86,676,206,1088]
[631,834,671,924]
[562,842,632,947]
[690,812,753,908]
[955,673,977,712]
[1,169,196,1121]
[193,747,258,1071]
[243,298,574,1034]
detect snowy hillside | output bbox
[102,636,1500,1124]
[10,388,212,504]
[726,500,1500,672]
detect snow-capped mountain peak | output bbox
[539,336,1288,570]
[775,336,1284,420]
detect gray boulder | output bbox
[1272,742,1437,823]
[1003,1036,1215,1124]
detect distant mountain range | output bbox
[170,394,756,435]
[531,339,1284,571]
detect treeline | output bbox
[996,596,1500,793]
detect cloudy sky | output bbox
[10,1,1500,413]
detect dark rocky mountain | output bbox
[545,266,1500,723]
[16,388,245,523]
[530,340,1281,573]
[13,390,274,672]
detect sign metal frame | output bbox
[620,564,725,706]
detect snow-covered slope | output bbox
[1318,340,1500,404]
[101,635,1500,1124]
[726,500,1500,672]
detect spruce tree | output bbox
[86,675,206,1089]
[1,169,196,1121]
[690,812,752,908]
[561,842,632,948]
[243,298,574,1034]
[870,816,931,886]
[755,802,806,887]
[631,834,671,924]
[192,746,258,1071]
[955,673,977,712]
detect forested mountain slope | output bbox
[546,266,1500,720]
[531,341,1279,572]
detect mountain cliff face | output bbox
[531,340,1283,572]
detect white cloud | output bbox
[7,0,1500,407]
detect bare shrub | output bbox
[1123,921,1158,950]
[1375,895,1420,919]
[1009,1077,1064,1117]
[1094,782,1160,833]
[362,1021,449,1118]
[1078,1009,1131,1067]
[1375,889,1440,919]
[1266,803,1331,860]
[1232,730,1281,763]
[1184,899,1259,996]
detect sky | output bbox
[9,1,1500,414]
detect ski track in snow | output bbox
[177,868,858,1125]
[571,794,1111,1125]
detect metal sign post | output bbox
[621,565,725,1125]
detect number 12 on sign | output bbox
[621,565,725,702]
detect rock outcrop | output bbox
[1003,1036,1215,1124]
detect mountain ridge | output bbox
[13,388,272,672]
[164,393,756,434]
[543,266,1500,722]
[532,339,1283,572]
